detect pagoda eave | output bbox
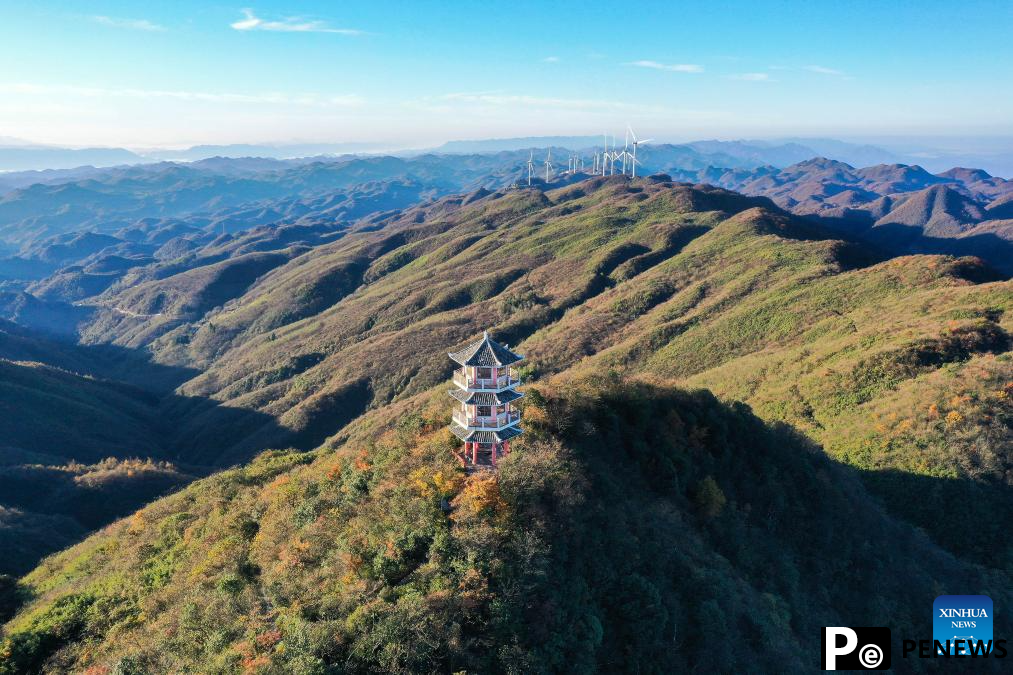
[450,422,523,444]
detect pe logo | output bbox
[934,595,992,656]
[823,627,891,670]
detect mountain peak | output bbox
[875,183,986,236]
[938,166,993,183]
[791,156,854,170]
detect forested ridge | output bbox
[3,375,1009,673]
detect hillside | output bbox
[0,157,508,254]
[0,176,1010,671]
[3,376,1009,673]
[0,323,202,575]
[873,184,987,237]
[3,177,1006,566]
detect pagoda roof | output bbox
[450,423,524,443]
[448,330,523,367]
[448,388,523,405]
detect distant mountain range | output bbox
[0,145,145,172]
[665,157,1013,272]
[0,141,399,173]
[6,135,1011,176]
[2,149,1011,279]
[434,136,605,153]
[144,142,394,162]
[426,136,903,169]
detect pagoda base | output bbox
[458,440,511,470]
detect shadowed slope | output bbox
[3,377,1008,674]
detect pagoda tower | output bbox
[448,330,523,469]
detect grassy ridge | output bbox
[4,376,1008,673]
[64,177,1013,567]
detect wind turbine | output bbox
[544,149,552,183]
[628,126,653,178]
[615,126,624,173]
[527,151,534,186]
[595,132,603,176]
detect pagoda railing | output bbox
[453,369,520,390]
[453,410,520,429]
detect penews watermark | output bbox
[825,595,1007,669]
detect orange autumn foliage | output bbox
[452,475,508,523]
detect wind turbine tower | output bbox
[615,126,624,173]
[544,149,552,183]
[526,151,534,186]
[628,126,653,179]
[595,132,603,176]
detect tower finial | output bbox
[483,329,489,339]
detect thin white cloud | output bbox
[729,72,772,82]
[91,15,166,32]
[805,65,845,76]
[230,8,363,35]
[436,92,656,112]
[0,82,364,107]
[542,56,560,63]
[628,60,704,73]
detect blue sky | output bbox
[1,1,1011,147]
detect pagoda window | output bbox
[477,405,492,417]
[477,367,493,379]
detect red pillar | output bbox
[491,444,497,467]
[472,443,479,465]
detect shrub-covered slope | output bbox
[0,321,201,575]
[0,357,194,575]
[4,376,1008,674]
[76,180,812,460]
[62,177,1013,568]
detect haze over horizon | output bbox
[2,1,1012,149]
